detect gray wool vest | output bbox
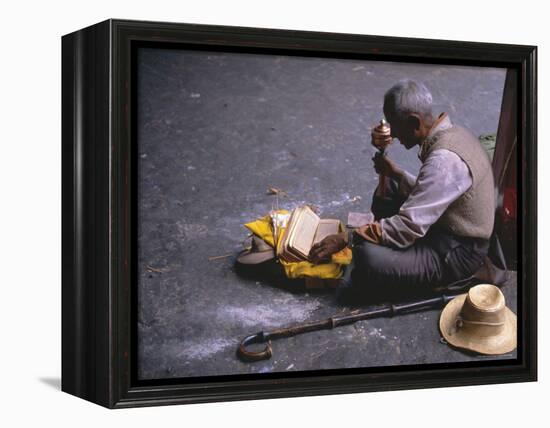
[419,125,495,240]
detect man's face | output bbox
[384,111,422,150]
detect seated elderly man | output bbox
[310,79,495,296]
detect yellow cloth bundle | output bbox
[244,210,352,279]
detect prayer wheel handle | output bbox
[372,119,393,198]
[237,332,273,362]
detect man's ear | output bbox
[405,113,421,132]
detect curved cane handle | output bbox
[237,332,273,362]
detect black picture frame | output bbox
[61,19,537,408]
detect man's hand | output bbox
[309,232,348,264]
[373,154,403,180]
[354,222,382,245]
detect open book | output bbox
[277,205,341,263]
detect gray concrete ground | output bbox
[136,48,513,380]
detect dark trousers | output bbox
[346,179,489,299]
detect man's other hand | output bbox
[309,232,348,264]
[373,154,403,180]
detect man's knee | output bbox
[349,241,400,297]
[352,241,389,274]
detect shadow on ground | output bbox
[38,377,60,390]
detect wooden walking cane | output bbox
[237,292,462,362]
[372,119,393,198]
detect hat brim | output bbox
[439,294,517,355]
[236,248,275,265]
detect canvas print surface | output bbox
[136,47,517,380]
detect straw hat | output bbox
[439,284,517,355]
[236,235,276,265]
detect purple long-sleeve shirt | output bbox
[379,115,473,248]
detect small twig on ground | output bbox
[267,187,288,197]
[208,253,233,261]
[146,265,164,273]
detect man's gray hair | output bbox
[383,79,434,121]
